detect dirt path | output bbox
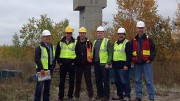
[48,86,180,101]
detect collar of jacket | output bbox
[116,38,125,44]
[135,33,147,41]
[40,42,52,47]
[61,36,75,43]
[77,36,87,42]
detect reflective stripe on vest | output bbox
[37,45,55,69]
[86,40,92,63]
[113,39,128,61]
[92,38,109,63]
[132,37,150,62]
[59,40,77,59]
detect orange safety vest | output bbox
[86,40,92,63]
[132,37,150,62]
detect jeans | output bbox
[114,68,131,98]
[34,67,54,101]
[94,62,110,98]
[58,64,75,100]
[75,64,93,98]
[134,63,155,99]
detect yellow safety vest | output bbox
[59,40,77,59]
[38,45,55,69]
[92,38,109,63]
[113,39,128,61]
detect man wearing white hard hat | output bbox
[34,30,55,101]
[132,21,156,101]
[92,26,112,101]
[112,27,132,101]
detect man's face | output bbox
[79,32,86,39]
[97,31,104,39]
[117,33,125,41]
[43,35,51,43]
[65,32,72,39]
[137,27,145,36]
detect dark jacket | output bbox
[55,36,77,65]
[112,39,132,69]
[75,36,92,66]
[132,33,156,64]
[92,38,112,65]
[35,42,55,72]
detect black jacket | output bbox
[55,36,77,65]
[112,39,132,69]
[75,36,92,66]
[35,42,55,71]
[132,33,156,64]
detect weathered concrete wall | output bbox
[73,0,107,37]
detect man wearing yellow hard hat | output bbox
[74,27,94,100]
[55,26,77,101]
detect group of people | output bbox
[34,21,156,101]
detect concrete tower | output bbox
[73,0,107,37]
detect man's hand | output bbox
[40,70,45,76]
[146,60,150,63]
[123,66,128,71]
[105,64,111,69]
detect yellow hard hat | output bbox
[79,27,86,33]
[65,26,73,33]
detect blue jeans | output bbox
[94,62,110,98]
[34,67,54,101]
[114,68,131,98]
[134,63,155,99]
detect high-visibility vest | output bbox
[86,40,92,63]
[38,45,55,69]
[59,40,77,59]
[132,37,150,62]
[113,39,128,61]
[92,38,109,63]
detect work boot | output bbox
[95,96,102,100]
[112,95,123,100]
[69,98,73,101]
[58,99,63,101]
[123,97,131,101]
[101,96,109,101]
[89,97,95,101]
[135,97,141,101]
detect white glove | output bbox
[105,64,111,69]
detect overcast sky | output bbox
[0,0,179,45]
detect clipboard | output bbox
[37,70,51,81]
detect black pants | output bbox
[94,62,110,98]
[58,64,75,100]
[75,64,93,98]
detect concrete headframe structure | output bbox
[73,0,107,37]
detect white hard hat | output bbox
[97,26,104,32]
[136,21,145,27]
[117,27,126,34]
[42,30,51,36]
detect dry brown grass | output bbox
[0,45,180,100]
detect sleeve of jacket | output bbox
[55,41,61,64]
[149,38,156,62]
[52,45,56,68]
[35,46,43,70]
[125,41,132,67]
[107,40,113,64]
[75,41,79,64]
